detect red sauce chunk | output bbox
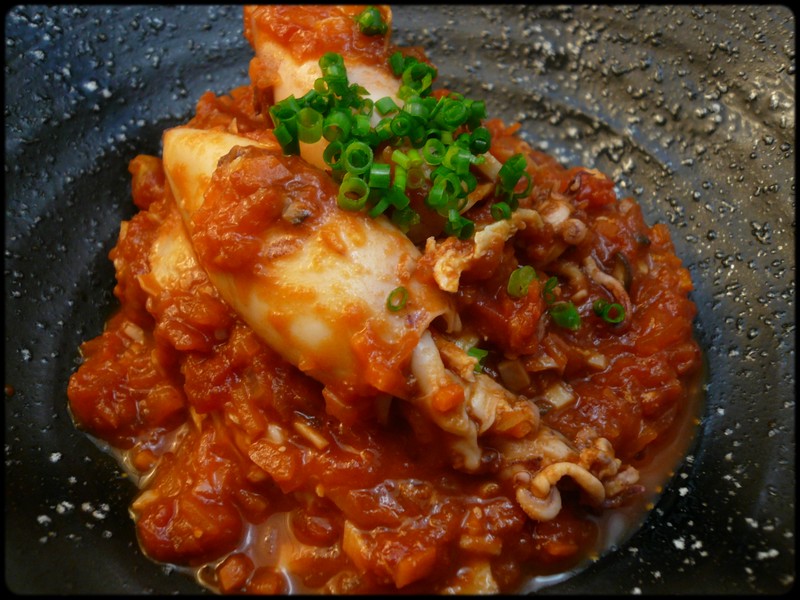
[67,5,703,596]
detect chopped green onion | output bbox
[391,149,410,169]
[434,170,463,200]
[507,265,537,298]
[542,276,558,305]
[320,53,345,78]
[370,187,407,217]
[319,52,344,70]
[387,187,410,210]
[368,162,391,189]
[403,96,430,120]
[592,299,626,324]
[297,107,323,143]
[368,195,391,218]
[390,113,413,137]
[375,96,399,115]
[342,141,373,175]
[268,47,524,240]
[498,153,527,192]
[302,89,330,114]
[423,138,446,165]
[511,170,533,200]
[459,171,477,196]
[466,100,487,128]
[444,209,475,240]
[374,116,394,142]
[443,144,472,175]
[322,75,347,98]
[352,114,371,138]
[467,347,489,372]
[426,177,450,210]
[389,51,406,76]
[435,98,469,130]
[401,61,436,97]
[491,201,512,221]
[393,164,408,191]
[357,97,374,116]
[469,126,492,154]
[355,6,388,36]
[408,123,427,148]
[323,140,344,170]
[273,123,297,155]
[391,206,420,231]
[386,286,409,311]
[313,77,331,95]
[406,148,423,167]
[338,174,369,210]
[271,95,301,117]
[323,110,352,142]
[549,301,582,330]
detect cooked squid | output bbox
[160,126,635,517]
[162,128,529,471]
[63,5,707,593]
[158,2,644,518]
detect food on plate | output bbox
[67,5,703,594]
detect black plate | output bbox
[5,5,795,594]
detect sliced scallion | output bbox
[592,299,626,324]
[549,301,581,330]
[297,107,323,144]
[342,141,373,175]
[386,286,409,311]
[542,276,558,305]
[491,201,512,221]
[467,347,489,373]
[507,265,537,298]
[338,174,369,211]
[267,48,532,240]
[355,6,388,36]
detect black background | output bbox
[5,5,795,594]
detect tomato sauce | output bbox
[244,6,390,65]
[67,7,703,595]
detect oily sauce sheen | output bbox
[67,7,703,595]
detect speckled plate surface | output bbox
[5,5,795,594]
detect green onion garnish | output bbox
[355,6,388,36]
[491,201,512,221]
[268,49,531,238]
[467,346,489,372]
[542,276,559,305]
[297,107,323,144]
[469,126,492,154]
[375,96,399,115]
[342,140,373,175]
[423,138,446,165]
[507,265,537,298]
[338,174,370,210]
[386,286,409,311]
[498,153,526,191]
[549,301,581,330]
[444,209,475,240]
[368,162,391,189]
[592,299,626,324]
[323,110,352,142]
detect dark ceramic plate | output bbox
[5,5,795,594]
